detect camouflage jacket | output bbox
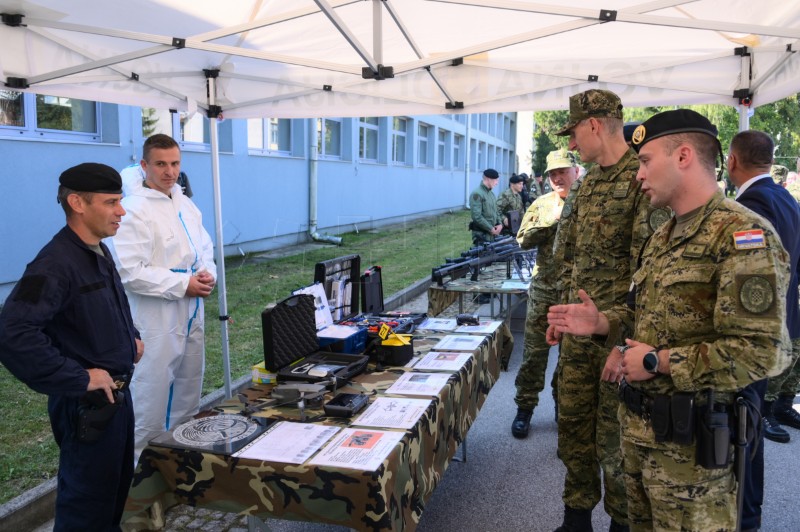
[606,191,791,444]
[469,183,501,233]
[553,148,665,313]
[497,188,523,217]
[517,191,567,291]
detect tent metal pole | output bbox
[465,114,472,209]
[206,73,233,399]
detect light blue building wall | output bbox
[0,98,517,302]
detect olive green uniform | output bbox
[469,183,502,245]
[604,190,791,531]
[553,148,663,524]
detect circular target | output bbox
[172,414,259,447]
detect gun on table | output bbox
[431,237,532,286]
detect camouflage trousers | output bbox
[514,286,557,410]
[765,337,800,401]
[621,436,736,531]
[558,334,627,524]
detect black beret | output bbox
[623,121,641,144]
[631,110,718,152]
[483,168,499,179]
[509,174,524,184]
[59,163,122,194]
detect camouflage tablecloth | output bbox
[123,332,500,531]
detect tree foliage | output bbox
[531,95,800,174]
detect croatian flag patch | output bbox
[733,230,766,250]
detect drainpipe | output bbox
[464,113,472,208]
[308,118,343,245]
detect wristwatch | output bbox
[643,350,659,374]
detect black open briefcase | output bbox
[261,294,368,386]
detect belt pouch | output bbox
[670,393,695,445]
[651,395,671,443]
[695,405,731,469]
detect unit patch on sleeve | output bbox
[737,274,776,315]
[733,229,766,250]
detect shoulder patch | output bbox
[648,208,671,232]
[471,193,482,202]
[13,275,47,304]
[738,275,776,315]
[733,229,765,250]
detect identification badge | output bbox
[733,229,766,250]
[612,182,630,199]
[682,244,706,258]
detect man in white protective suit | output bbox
[110,133,217,463]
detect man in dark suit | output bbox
[728,129,800,531]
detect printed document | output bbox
[384,371,452,396]
[233,421,339,464]
[414,351,472,372]
[433,334,484,351]
[353,397,432,429]
[308,428,405,471]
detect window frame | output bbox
[0,91,102,142]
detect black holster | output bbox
[77,389,124,443]
[695,403,732,469]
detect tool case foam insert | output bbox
[261,293,368,386]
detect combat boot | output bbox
[511,408,533,438]
[608,520,629,532]
[773,394,800,430]
[762,401,790,443]
[554,506,592,532]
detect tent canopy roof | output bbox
[2,0,800,119]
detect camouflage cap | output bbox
[771,164,789,184]
[555,89,624,136]
[544,149,578,174]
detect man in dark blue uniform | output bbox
[0,163,142,531]
[728,130,800,532]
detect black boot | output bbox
[511,408,533,438]
[763,401,790,443]
[554,506,592,532]
[608,520,629,532]
[773,394,800,430]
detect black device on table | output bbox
[324,393,369,418]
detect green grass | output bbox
[0,209,473,504]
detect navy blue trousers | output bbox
[741,379,767,531]
[48,389,134,532]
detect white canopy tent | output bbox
[3,0,800,395]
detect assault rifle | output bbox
[430,236,534,286]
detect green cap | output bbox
[545,149,578,174]
[556,89,624,136]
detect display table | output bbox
[427,262,528,369]
[123,331,500,532]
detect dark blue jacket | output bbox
[737,176,800,338]
[0,226,137,396]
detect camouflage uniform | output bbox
[469,183,501,245]
[497,187,523,235]
[786,181,800,204]
[771,164,789,186]
[515,190,571,411]
[553,148,661,524]
[604,190,791,531]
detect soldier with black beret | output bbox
[469,168,503,245]
[549,109,791,531]
[0,162,142,530]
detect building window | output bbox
[392,117,407,164]
[1,90,100,141]
[437,129,447,169]
[179,111,209,145]
[317,118,342,158]
[418,122,430,166]
[359,117,379,161]
[453,134,463,169]
[141,108,174,138]
[247,118,292,154]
